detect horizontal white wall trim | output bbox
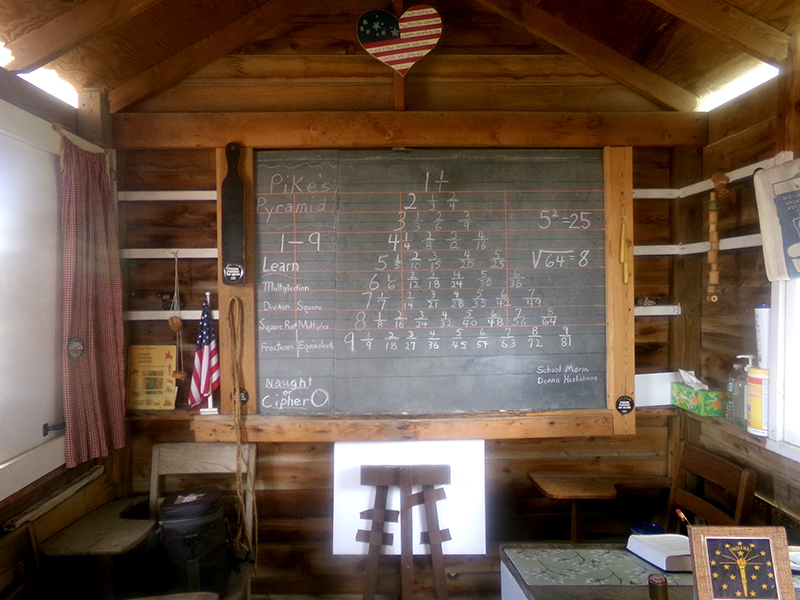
[632,153,793,200]
[634,304,682,316]
[0,436,65,503]
[634,233,762,256]
[118,190,216,201]
[124,310,220,321]
[121,248,218,259]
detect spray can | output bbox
[746,367,769,437]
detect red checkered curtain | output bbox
[60,137,126,468]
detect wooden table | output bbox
[500,543,694,600]
[527,472,671,542]
[501,543,800,600]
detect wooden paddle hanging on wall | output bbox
[221,141,246,286]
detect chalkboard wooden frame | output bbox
[216,146,634,436]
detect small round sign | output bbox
[231,388,249,405]
[615,395,634,414]
[67,337,85,359]
[223,263,245,282]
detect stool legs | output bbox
[413,486,450,600]
[357,484,397,600]
[359,465,451,600]
[399,468,414,600]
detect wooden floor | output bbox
[246,492,660,600]
[89,488,660,600]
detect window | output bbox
[767,279,800,462]
[0,98,66,499]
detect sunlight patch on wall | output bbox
[1,42,79,108]
[18,69,79,108]
[697,63,780,112]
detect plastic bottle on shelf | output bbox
[726,363,745,427]
[747,366,770,437]
[727,355,754,429]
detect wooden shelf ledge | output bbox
[123,407,680,442]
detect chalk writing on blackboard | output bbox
[253,150,606,415]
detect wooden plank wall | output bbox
[681,78,800,546]
[117,144,681,598]
[700,80,776,386]
[680,411,800,541]
[633,149,673,373]
[119,146,676,405]
[128,408,675,598]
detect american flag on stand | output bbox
[188,293,220,408]
[357,5,442,76]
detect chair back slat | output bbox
[667,442,756,530]
[149,442,256,541]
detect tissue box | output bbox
[670,382,728,417]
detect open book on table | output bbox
[626,533,692,572]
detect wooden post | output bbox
[216,146,257,415]
[604,147,636,435]
[77,88,112,148]
[393,0,406,111]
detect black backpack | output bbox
[158,487,233,596]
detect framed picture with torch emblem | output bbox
[689,526,794,600]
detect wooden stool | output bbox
[357,465,452,600]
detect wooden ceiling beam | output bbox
[644,0,789,66]
[474,0,699,112]
[4,0,164,74]
[110,110,708,149]
[108,0,322,113]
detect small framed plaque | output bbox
[689,526,794,600]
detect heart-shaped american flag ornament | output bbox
[357,5,442,77]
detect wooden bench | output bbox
[528,472,671,542]
[40,495,155,599]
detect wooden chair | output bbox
[150,442,257,600]
[666,442,757,531]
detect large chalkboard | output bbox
[253,149,606,415]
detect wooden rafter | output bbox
[4,0,164,74]
[644,0,789,66]
[108,0,323,113]
[474,0,699,112]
